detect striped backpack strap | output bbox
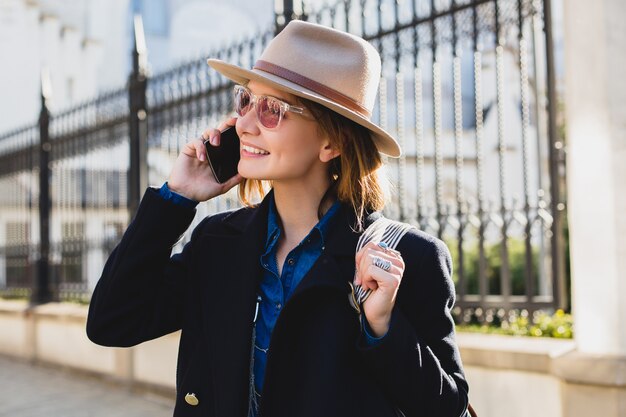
[348,217,415,314]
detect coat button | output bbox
[185,393,199,406]
[287,258,295,265]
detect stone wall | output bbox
[3,300,624,417]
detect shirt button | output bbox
[276,303,282,309]
[287,258,295,266]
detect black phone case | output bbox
[204,126,240,183]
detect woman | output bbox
[87,20,470,417]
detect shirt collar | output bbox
[264,193,341,250]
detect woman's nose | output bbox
[236,105,261,137]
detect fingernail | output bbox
[210,135,217,145]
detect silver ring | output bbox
[377,241,400,256]
[372,256,392,272]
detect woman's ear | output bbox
[319,141,341,163]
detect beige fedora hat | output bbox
[207,20,401,158]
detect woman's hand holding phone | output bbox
[167,117,243,202]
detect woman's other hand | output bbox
[354,241,406,337]
[168,117,243,202]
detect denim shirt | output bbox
[252,195,340,399]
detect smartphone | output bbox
[204,126,241,183]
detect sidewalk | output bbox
[0,355,173,417]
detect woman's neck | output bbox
[272,180,333,244]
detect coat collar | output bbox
[217,191,384,299]
[220,190,383,257]
[208,190,382,306]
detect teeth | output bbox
[242,144,269,155]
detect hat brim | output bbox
[207,59,401,158]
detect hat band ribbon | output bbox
[253,60,372,119]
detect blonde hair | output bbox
[238,98,386,230]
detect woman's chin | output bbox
[238,163,275,181]
[238,168,269,181]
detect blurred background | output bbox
[0,0,624,416]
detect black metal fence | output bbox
[0,0,567,322]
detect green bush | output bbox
[456,309,573,339]
[445,237,540,296]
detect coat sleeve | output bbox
[357,231,470,417]
[86,188,205,347]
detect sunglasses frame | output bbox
[233,85,305,129]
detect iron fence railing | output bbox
[0,0,567,323]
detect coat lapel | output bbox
[199,194,270,333]
[198,193,271,417]
[289,205,382,300]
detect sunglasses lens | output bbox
[234,86,288,129]
[234,87,251,116]
[256,96,282,129]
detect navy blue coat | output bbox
[87,188,470,417]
